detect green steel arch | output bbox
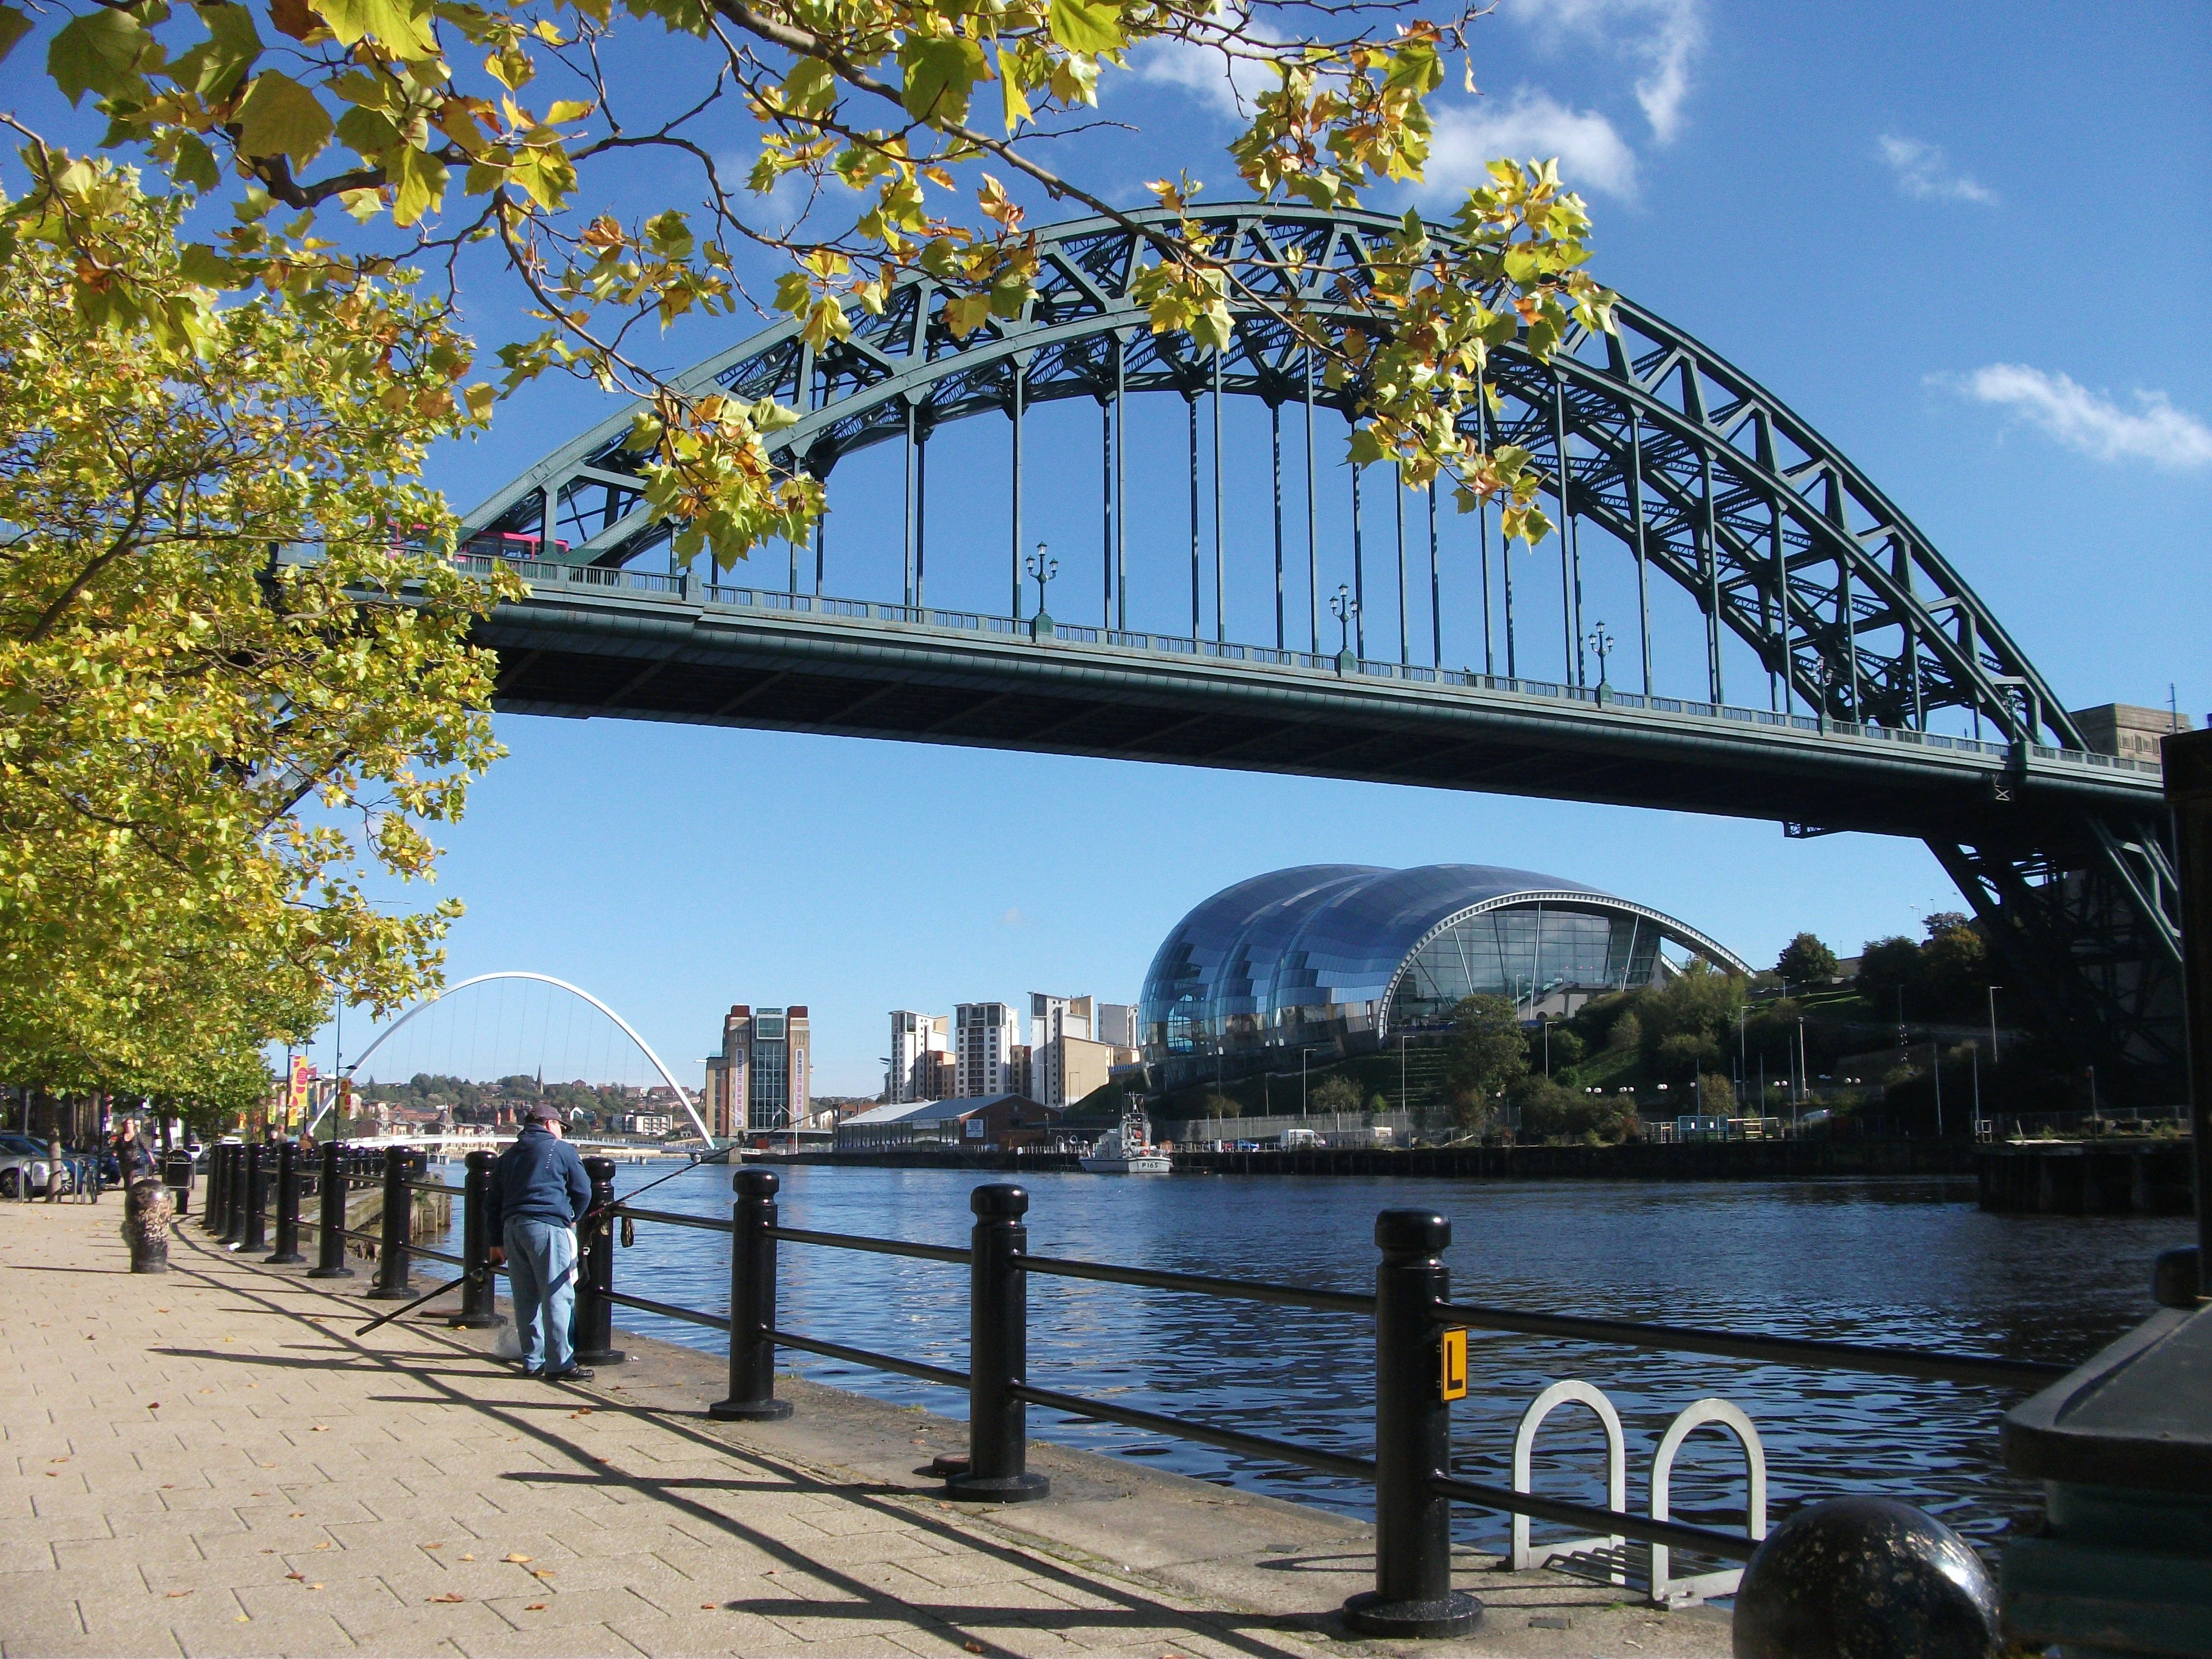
[463,202,2181,1083]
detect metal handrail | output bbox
[617,1203,733,1234]
[1010,1380,1377,1480]
[766,1327,970,1391]
[1431,1298,2066,1388]
[765,1223,971,1265]
[604,1288,731,1332]
[1428,1472,1757,1561]
[1014,1253,1373,1314]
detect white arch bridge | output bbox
[328,972,711,1144]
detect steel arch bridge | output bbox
[455,202,2180,1084]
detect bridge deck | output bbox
[478,568,2161,844]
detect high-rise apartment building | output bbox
[1094,1002,1139,1050]
[702,1004,810,1138]
[955,1002,1019,1097]
[1028,993,1092,1109]
[914,1050,959,1100]
[887,1011,951,1103]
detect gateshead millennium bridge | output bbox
[450,202,2179,1085]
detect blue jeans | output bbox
[503,1218,578,1375]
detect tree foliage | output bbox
[3,0,1616,571]
[1443,992,1525,1129]
[0,172,517,1098]
[1775,931,1837,985]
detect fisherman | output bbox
[484,1104,595,1383]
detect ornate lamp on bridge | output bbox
[1025,542,1057,642]
[1330,585,1361,676]
[1587,621,1615,705]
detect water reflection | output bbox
[446,1165,2183,1554]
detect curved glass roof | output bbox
[1138,864,1745,1063]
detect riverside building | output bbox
[702,1004,811,1138]
[954,1002,1019,1097]
[1138,864,1747,1092]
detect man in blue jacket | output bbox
[485,1106,595,1382]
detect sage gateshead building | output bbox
[1138,865,1749,1088]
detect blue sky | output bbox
[10,1,2208,1094]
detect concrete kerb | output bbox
[2,1197,1732,1658]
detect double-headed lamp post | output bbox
[1329,584,1361,671]
[1587,620,1615,696]
[1025,541,1057,639]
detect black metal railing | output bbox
[241,1151,2075,1632]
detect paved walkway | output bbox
[1,1197,1730,1658]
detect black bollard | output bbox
[453,1150,501,1328]
[1342,1209,1483,1639]
[204,1144,227,1234]
[946,1184,1049,1502]
[221,1146,248,1246]
[571,1156,626,1366]
[367,1145,415,1300]
[710,1168,792,1420]
[308,1141,354,1279]
[265,1142,305,1264]
[240,1145,268,1253]
[1734,1496,1999,1659]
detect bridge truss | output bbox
[465,204,2181,1086]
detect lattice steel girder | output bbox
[465,201,2184,1085]
[466,203,2078,757]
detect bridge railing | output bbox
[439,548,2163,782]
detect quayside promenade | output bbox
[1,1198,1727,1659]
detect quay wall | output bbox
[760,1138,1977,1180]
[1974,1140,2194,1214]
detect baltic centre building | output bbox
[1138,864,1747,1089]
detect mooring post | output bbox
[1343,1209,1483,1639]
[946,1183,1050,1502]
[308,1140,353,1279]
[571,1156,626,1366]
[367,1145,414,1300]
[266,1141,305,1264]
[454,1149,502,1327]
[711,1167,792,1420]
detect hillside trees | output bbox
[3,0,1619,577]
[0,174,518,1099]
[1443,992,1526,1130]
[1775,932,1838,985]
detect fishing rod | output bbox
[353,1270,482,1336]
[578,1142,738,1228]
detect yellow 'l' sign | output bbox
[1440,1327,1468,1401]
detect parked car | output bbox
[0,1133,67,1198]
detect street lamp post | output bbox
[1301,1046,1322,1120]
[1024,542,1057,639]
[1329,585,1361,672]
[1586,621,1615,700]
[1987,985,2002,1066]
[1794,1014,1806,1136]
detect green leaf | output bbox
[387,144,447,226]
[177,243,234,286]
[997,46,1030,134]
[172,3,263,96]
[507,144,574,208]
[47,9,152,106]
[0,5,35,66]
[897,34,984,127]
[781,55,833,116]
[1046,0,1123,55]
[235,72,333,168]
[311,0,438,60]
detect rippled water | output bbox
[440,1162,2184,1557]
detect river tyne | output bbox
[451,1163,2187,1559]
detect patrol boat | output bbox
[1079,1100,1172,1174]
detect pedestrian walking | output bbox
[484,1106,594,1383]
[114,1121,157,1188]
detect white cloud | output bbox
[1423,90,1640,200]
[1510,0,1704,143]
[1877,134,1997,205]
[1129,33,1284,120]
[1944,364,2212,469]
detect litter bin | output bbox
[162,1155,195,1218]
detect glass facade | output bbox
[1139,865,1739,1084]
